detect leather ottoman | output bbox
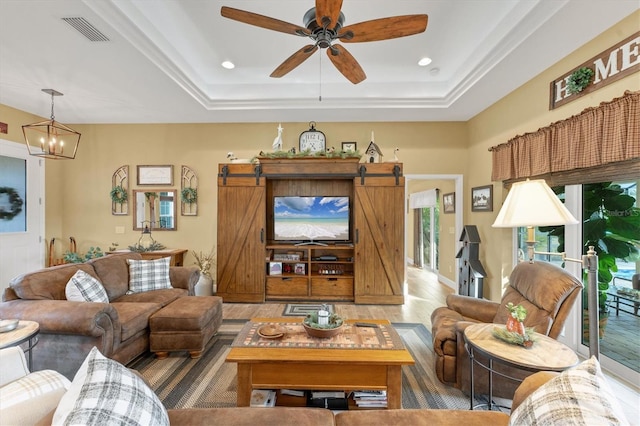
[149,296,223,359]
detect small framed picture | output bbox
[341,142,357,151]
[137,165,173,186]
[294,263,306,275]
[269,262,282,276]
[443,192,455,214]
[471,185,493,212]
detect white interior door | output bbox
[0,139,44,294]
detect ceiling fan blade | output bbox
[340,14,428,42]
[315,0,343,28]
[221,6,309,36]
[326,44,366,84]
[271,45,319,78]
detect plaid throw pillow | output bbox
[127,257,172,293]
[66,270,109,303]
[0,369,70,409]
[52,347,169,426]
[510,356,629,425]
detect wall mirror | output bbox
[133,189,177,231]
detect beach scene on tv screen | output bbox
[274,196,349,241]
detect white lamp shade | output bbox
[492,179,578,228]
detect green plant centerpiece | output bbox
[127,241,165,252]
[566,66,594,95]
[63,246,104,263]
[303,310,344,338]
[492,302,536,348]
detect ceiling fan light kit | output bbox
[221,1,428,84]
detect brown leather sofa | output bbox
[431,261,582,399]
[0,252,201,379]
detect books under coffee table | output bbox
[226,318,414,409]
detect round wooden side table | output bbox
[463,322,578,410]
[0,320,40,370]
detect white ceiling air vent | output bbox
[62,17,109,42]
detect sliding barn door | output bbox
[354,175,405,304]
[217,169,266,302]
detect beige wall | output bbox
[467,10,640,300]
[1,10,638,301]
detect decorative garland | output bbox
[253,149,361,162]
[181,187,198,204]
[0,187,24,220]
[128,241,165,252]
[110,185,128,204]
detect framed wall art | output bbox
[137,165,173,186]
[471,185,493,212]
[443,192,455,214]
[341,141,357,151]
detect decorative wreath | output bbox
[567,67,594,95]
[110,185,128,204]
[0,187,24,220]
[181,187,198,204]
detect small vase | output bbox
[194,273,213,296]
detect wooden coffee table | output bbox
[226,318,414,409]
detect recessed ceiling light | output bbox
[418,57,432,67]
[430,67,440,76]
[221,61,235,69]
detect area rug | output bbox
[128,320,488,410]
[282,303,335,316]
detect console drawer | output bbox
[311,277,353,296]
[266,277,308,296]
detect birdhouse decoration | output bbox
[365,131,383,163]
[455,225,487,298]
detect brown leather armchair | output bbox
[431,261,582,399]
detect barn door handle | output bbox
[355,229,359,244]
[260,228,264,243]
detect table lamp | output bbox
[492,179,599,358]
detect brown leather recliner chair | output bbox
[431,261,582,399]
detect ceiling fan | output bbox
[221,0,428,84]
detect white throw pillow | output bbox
[52,347,169,426]
[66,270,109,303]
[510,356,629,425]
[127,257,172,293]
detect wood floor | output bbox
[222,266,450,325]
[221,265,640,421]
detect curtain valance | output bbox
[490,91,640,184]
[409,189,438,209]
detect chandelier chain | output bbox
[50,92,55,121]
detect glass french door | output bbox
[516,180,639,379]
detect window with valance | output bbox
[490,90,639,186]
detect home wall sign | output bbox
[549,31,639,110]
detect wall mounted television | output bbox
[273,196,350,245]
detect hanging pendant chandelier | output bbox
[22,89,81,159]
